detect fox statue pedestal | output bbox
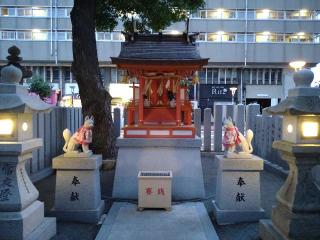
[212,155,265,225]
[51,153,104,223]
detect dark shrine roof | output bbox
[111,33,209,66]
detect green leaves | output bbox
[27,75,52,100]
[95,0,204,32]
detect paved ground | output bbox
[95,202,219,240]
[36,154,285,240]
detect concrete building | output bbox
[0,0,319,108]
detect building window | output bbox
[57,8,67,17]
[190,10,200,18]
[255,32,283,43]
[17,31,32,40]
[45,67,51,82]
[64,67,71,83]
[243,69,250,85]
[219,69,225,84]
[225,69,232,84]
[207,9,236,19]
[199,70,206,84]
[287,9,312,19]
[66,32,72,40]
[285,32,313,43]
[17,8,32,16]
[111,68,118,83]
[1,7,16,16]
[197,33,206,41]
[96,32,112,41]
[256,9,284,19]
[32,30,48,40]
[200,10,206,18]
[251,69,257,84]
[207,32,236,42]
[112,32,125,41]
[257,69,263,85]
[32,8,49,17]
[1,31,15,40]
[52,67,60,83]
[206,68,213,84]
[232,69,240,84]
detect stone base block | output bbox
[26,217,56,240]
[0,201,56,240]
[51,200,104,223]
[113,137,205,200]
[212,200,265,225]
[259,219,287,240]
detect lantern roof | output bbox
[111,33,209,66]
[264,69,320,116]
[0,65,53,113]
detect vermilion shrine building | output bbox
[112,33,208,138]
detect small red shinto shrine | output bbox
[112,33,208,138]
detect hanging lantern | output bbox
[121,71,129,83]
[192,71,199,85]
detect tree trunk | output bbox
[70,0,116,159]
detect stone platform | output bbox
[112,137,205,200]
[95,202,219,240]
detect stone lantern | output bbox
[259,69,320,240]
[0,57,56,239]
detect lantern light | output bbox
[302,121,319,138]
[287,124,293,133]
[22,122,28,132]
[0,119,14,135]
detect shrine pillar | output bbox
[176,80,181,126]
[138,77,145,125]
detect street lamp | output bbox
[289,60,306,72]
[229,87,237,105]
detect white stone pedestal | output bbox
[0,139,56,240]
[212,155,265,225]
[51,154,104,223]
[113,137,205,200]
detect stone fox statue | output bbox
[222,117,253,154]
[63,116,94,154]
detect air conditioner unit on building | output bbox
[138,171,172,211]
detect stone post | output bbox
[203,108,212,151]
[234,104,245,134]
[113,107,121,138]
[194,108,201,138]
[123,107,128,126]
[51,154,104,223]
[225,104,234,120]
[214,104,223,152]
[246,103,260,131]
